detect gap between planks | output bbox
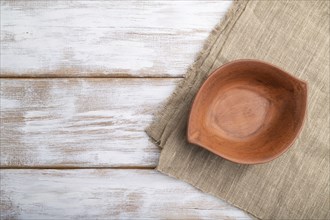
[0,76,184,79]
[1,1,232,78]
[0,166,156,170]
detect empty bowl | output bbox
[187,59,307,164]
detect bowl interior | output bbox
[188,60,307,164]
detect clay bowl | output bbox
[187,60,307,164]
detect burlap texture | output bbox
[146,1,330,219]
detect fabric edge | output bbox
[156,166,260,220]
[145,0,248,148]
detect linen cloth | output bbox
[146,1,330,219]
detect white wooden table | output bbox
[0,1,252,219]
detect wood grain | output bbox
[187,60,308,164]
[0,169,251,220]
[0,0,231,77]
[0,78,178,168]
[0,1,247,219]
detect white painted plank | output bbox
[0,78,179,167]
[0,0,232,77]
[0,169,251,219]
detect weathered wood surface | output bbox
[0,1,252,219]
[0,0,231,77]
[0,169,251,220]
[0,78,179,168]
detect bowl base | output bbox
[209,87,270,140]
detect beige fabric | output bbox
[146,1,330,219]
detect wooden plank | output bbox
[0,169,251,219]
[0,78,179,168]
[0,0,232,77]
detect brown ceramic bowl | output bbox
[187,60,307,164]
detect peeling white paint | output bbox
[0,1,231,76]
[0,169,251,219]
[0,79,177,167]
[0,1,244,219]
[0,97,20,109]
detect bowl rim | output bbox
[187,59,308,164]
